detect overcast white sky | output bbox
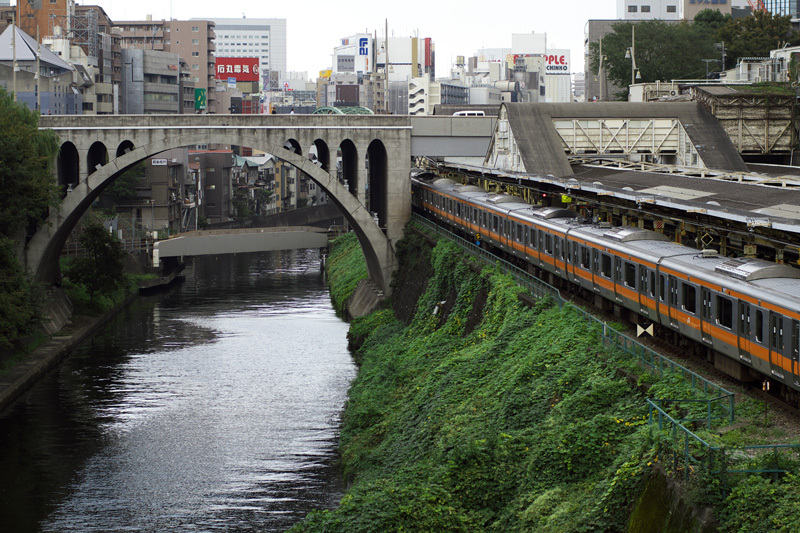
[88,0,616,78]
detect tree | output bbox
[102,161,146,202]
[716,11,800,69]
[0,87,59,352]
[694,8,730,32]
[589,21,718,98]
[0,87,60,240]
[0,238,39,351]
[65,220,126,303]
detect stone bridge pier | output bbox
[32,114,413,298]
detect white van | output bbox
[452,110,485,117]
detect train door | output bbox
[613,256,623,303]
[737,301,751,361]
[700,288,712,344]
[769,312,786,379]
[668,276,679,328]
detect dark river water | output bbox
[0,250,356,532]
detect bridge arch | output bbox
[87,141,108,173]
[367,139,388,230]
[56,141,79,197]
[338,139,359,198]
[310,139,330,171]
[116,140,135,158]
[27,130,402,298]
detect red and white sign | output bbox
[215,57,260,82]
[545,51,570,74]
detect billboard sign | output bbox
[215,57,260,82]
[195,88,206,110]
[545,51,570,74]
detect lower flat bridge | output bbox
[152,226,329,266]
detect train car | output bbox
[412,175,800,403]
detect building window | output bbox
[192,39,199,45]
[192,26,199,32]
[666,5,676,12]
[641,5,650,12]
[192,51,199,57]
[192,64,199,70]
[628,5,637,12]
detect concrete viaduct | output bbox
[29,113,495,299]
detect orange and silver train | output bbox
[413,175,800,401]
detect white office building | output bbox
[209,17,287,90]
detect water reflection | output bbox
[0,250,354,532]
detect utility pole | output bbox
[12,12,17,102]
[36,26,41,112]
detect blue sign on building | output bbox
[359,38,369,56]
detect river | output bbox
[0,250,356,532]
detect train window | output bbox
[649,271,656,298]
[555,239,562,259]
[456,203,461,217]
[592,250,600,273]
[516,223,523,242]
[659,275,666,302]
[543,234,553,255]
[473,208,478,224]
[755,310,765,344]
[639,266,647,293]
[581,247,591,269]
[601,254,612,278]
[482,212,488,228]
[492,216,498,233]
[530,229,537,250]
[739,302,751,337]
[682,284,696,315]
[701,289,711,319]
[669,278,678,307]
[717,296,733,329]
[771,315,784,351]
[624,262,636,288]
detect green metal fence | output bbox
[647,399,800,484]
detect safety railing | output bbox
[647,399,800,485]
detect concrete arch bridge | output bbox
[31,114,414,299]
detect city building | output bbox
[0,24,79,114]
[116,17,216,113]
[210,17,286,91]
[190,150,234,224]
[120,48,184,114]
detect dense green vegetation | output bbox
[293,230,800,532]
[326,233,368,317]
[588,10,800,97]
[60,217,136,315]
[0,87,60,352]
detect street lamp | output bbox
[624,26,641,86]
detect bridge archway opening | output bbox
[310,139,330,171]
[338,140,358,197]
[283,138,302,155]
[56,141,79,198]
[367,139,388,230]
[116,140,135,158]
[87,141,108,173]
